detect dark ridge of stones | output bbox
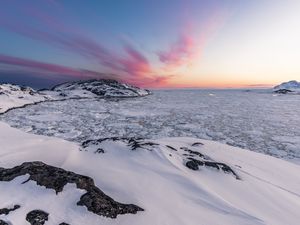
[94,148,105,154]
[26,210,48,225]
[0,205,20,215]
[274,89,294,94]
[59,223,70,225]
[166,145,177,151]
[82,137,158,152]
[127,138,159,151]
[185,158,241,180]
[191,142,204,147]
[0,162,143,218]
[180,147,206,158]
[0,220,9,225]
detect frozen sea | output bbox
[1,89,300,164]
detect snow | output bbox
[3,89,300,163]
[0,122,300,225]
[0,83,299,224]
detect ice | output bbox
[1,89,300,163]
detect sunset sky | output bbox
[0,0,299,88]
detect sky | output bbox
[0,0,299,88]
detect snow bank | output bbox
[0,122,299,225]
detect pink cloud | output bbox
[118,44,152,75]
[0,54,121,81]
[158,34,195,66]
[0,55,81,76]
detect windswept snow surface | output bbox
[2,89,300,163]
[0,122,300,225]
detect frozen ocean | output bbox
[1,89,300,163]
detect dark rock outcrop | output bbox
[82,137,158,152]
[26,210,48,225]
[0,220,9,225]
[0,205,20,215]
[185,158,240,180]
[0,162,143,218]
[274,89,293,94]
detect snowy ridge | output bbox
[49,79,151,98]
[0,122,299,225]
[274,80,300,94]
[0,83,51,113]
[0,80,150,113]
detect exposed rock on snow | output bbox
[26,210,49,225]
[49,79,151,98]
[0,205,20,216]
[0,161,143,219]
[274,80,300,94]
[81,137,241,179]
[81,137,159,152]
[0,219,9,225]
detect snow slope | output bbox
[0,84,51,113]
[0,122,300,225]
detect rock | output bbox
[274,89,294,94]
[0,205,20,215]
[166,145,177,151]
[59,223,70,225]
[82,137,158,152]
[191,142,204,147]
[186,160,200,170]
[0,220,9,225]
[0,162,143,219]
[185,158,240,180]
[26,210,48,225]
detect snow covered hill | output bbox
[0,122,299,225]
[0,84,51,113]
[0,80,150,113]
[274,80,300,94]
[48,79,151,98]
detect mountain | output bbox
[0,83,51,113]
[0,80,151,113]
[274,80,300,94]
[0,122,299,225]
[48,79,151,98]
